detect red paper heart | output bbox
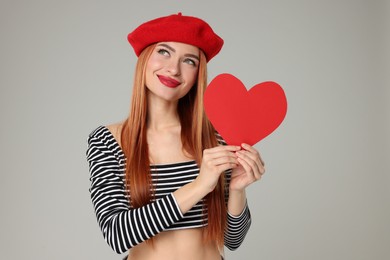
[204,73,287,146]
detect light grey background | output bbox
[1,0,389,259]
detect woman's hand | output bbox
[195,145,241,194]
[229,143,265,192]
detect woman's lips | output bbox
[157,75,181,88]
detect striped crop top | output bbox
[86,126,251,254]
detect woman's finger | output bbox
[236,157,258,182]
[241,143,265,167]
[205,145,241,154]
[236,150,264,178]
[240,144,265,173]
[204,150,239,162]
[205,155,238,167]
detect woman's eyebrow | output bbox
[157,43,176,52]
[185,53,200,61]
[157,43,200,61]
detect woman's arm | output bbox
[87,127,241,254]
[87,131,185,254]
[224,143,265,250]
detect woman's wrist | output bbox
[192,177,213,195]
[173,179,210,214]
[227,189,247,216]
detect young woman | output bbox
[86,13,265,260]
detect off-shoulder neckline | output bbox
[98,125,197,167]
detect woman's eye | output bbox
[184,59,196,66]
[157,49,170,56]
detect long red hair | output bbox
[121,44,226,247]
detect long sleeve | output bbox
[86,128,184,254]
[217,133,252,251]
[224,201,252,250]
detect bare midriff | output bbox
[126,227,222,260]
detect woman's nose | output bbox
[166,59,181,75]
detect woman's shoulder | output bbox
[106,122,123,146]
[88,121,124,147]
[87,122,125,159]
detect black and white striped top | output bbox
[87,126,251,254]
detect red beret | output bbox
[127,13,224,62]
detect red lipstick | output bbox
[157,75,181,88]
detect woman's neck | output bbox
[147,96,180,131]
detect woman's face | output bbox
[145,42,200,102]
